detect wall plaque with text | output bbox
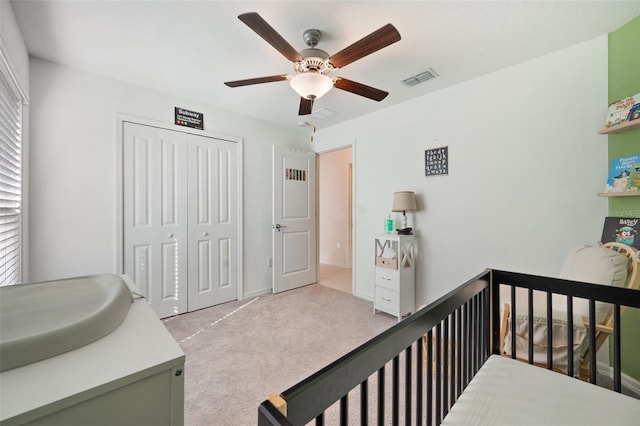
[425,146,448,176]
[175,107,203,130]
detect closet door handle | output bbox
[168,233,174,238]
[203,232,209,237]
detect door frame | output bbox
[115,113,244,300]
[315,142,356,295]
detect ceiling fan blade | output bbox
[329,24,401,69]
[224,75,288,87]
[334,78,389,101]
[299,97,314,115]
[238,12,303,63]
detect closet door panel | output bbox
[197,239,212,292]
[218,237,231,288]
[123,123,188,318]
[187,134,238,311]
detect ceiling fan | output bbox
[224,12,401,116]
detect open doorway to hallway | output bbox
[318,147,352,294]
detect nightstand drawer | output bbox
[375,267,399,290]
[375,256,398,269]
[375,287,398,314]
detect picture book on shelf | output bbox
[605,154,640,193]
[604,92,640,127]
[601,217,640,250]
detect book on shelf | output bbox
[628,162,640,191]
[601,217,640,250]
[605,154,640,193]
[604,92,640,127]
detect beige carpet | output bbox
[318,263,352,294]
[163,283,395,426]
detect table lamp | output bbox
[392,191,417,234]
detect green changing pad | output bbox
[0,274,133,372]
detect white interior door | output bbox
[187,134,238,310]
[272,145,317,293]
[123,122,188,318]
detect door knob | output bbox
[274,224,286,232]
[168,233,174,238]
[203,232,209,237]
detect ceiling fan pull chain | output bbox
[310,124,317,143]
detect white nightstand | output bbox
[373,234,415,322]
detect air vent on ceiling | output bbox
[402,68,438,87]
[309,108,337,120]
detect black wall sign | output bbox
[175,107,203,130]
[425,146,448,176]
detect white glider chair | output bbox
[500,242,639,378]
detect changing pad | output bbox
[0,274,133,371]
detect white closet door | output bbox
[123,123,188,318]
[187,134,238,311]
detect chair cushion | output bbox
[504,307,588,373]
[555,245,629,324]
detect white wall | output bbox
[28,57,308,297]
[319,147,352,267]
[313,36,609,306]
[0,0,28,99]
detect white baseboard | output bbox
[242,287,271,299]
[596,361,640,395]
[354,289,373,302]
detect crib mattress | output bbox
[442,355,640,425]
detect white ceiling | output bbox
[11,1,640,130]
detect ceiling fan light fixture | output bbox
[290,72,333,100]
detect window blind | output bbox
[0,57,22,286]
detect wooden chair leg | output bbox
[499,303,510,355]
[422,334,428,367]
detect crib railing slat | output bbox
[377,367,385,426]
[393,355,399,425]
[427,329,433,426]
[589,299,597,384]
[450,311,457,406]
[416,337,423,424]
[465,301,471,387]
[510,286,516,359]
[360,380,368,425]
[546,291,553,370]
[340,395,347,426]
[405,345,412,426]
[527,288,534,364]
[443,316,449,417]
[435,325,442,425]
[613,305,621,393]
[567,296,574,377]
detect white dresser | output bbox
[373,234,415,321]
[0,275,185,426]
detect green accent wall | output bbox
[607,16,640,382]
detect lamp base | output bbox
[396,227,413,235]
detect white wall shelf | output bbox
[597,120,640,135]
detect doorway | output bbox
[317,147,353,294]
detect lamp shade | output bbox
[392,191,417,212]
[290,72,333,100]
